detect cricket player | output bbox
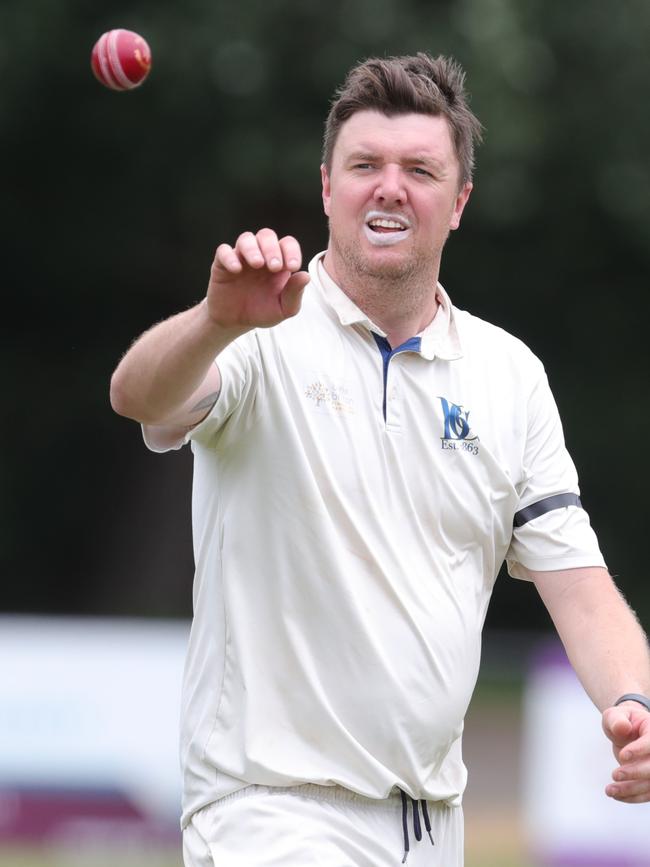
[110,53,650,866]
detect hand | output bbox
[602,703,650,803]
[207,229,310,333]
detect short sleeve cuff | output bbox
[506,505,606,581]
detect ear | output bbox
[321,164,331,217]
[449,181,473,231]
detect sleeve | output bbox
[505,368,606,580]
[141,331,264,454]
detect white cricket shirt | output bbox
[145,252,605,828]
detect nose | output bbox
[373,164,406,206]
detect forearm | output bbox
[111,232,308,426]
[110,299,246,425]
[533,568,650,711]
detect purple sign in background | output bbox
[0,786,179,845]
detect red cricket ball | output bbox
[91,29,152,91]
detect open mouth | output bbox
[367,217,408,233]
[364,212,411,246]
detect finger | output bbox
[606,778,650,802]
[279,235,303,272]
[613,757,650,785]
[618,730,650,764]
[213,243,243,274]
[256,228,284,272]
[280,271,310,318]
[234,232,266,269]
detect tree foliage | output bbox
[3,0,649,627]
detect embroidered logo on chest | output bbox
[438,396,480,455]
[305,379,354,414]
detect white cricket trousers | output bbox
[183,784,464,867]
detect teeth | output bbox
[368,219,406,230]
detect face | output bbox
[321,110,472,285]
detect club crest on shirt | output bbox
[438,396,480,455]
[305,378,354,414]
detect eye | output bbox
[411,166,433,177]
[353,163,373,170]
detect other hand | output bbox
[602,703,650,803]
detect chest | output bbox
[272,331,527,535]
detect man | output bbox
[110,53,650,866]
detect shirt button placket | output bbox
[385,357,402,433]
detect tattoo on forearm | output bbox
[191,392,220,413]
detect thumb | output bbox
[280,270,310,318]
[603,706,636,747]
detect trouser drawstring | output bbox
[399,790,435,863]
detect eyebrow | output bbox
[346,150,448,172]
[343,151,378,166]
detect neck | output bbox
[322,249,440,348]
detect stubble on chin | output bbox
[328,223,442,313]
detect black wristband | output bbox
[614,693,650,712]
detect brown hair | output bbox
[322,53,483,186]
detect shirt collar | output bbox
[308,251,463,361]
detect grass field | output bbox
[466,816,532,867]
[0,847,533,867]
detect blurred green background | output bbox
[1,0,649,863]
[3,0,649,627]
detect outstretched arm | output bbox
[109,229,309,433]
[531,566,650,803]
